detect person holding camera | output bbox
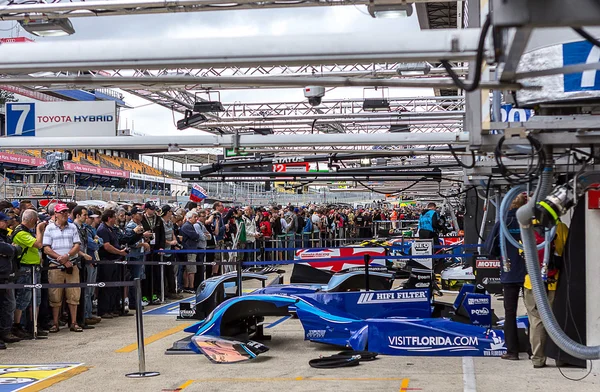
[123,207,151,308]
[42,204,82,333]
[0,212,20,348]
[141,202,165,304]
[11,209,48,339]
[97,209,128,319]
[205,202,226,277]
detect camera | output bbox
[304,86,325,107]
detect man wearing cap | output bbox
[83,209,103,324]
[123,206,151,308]
[42,203,82,333]
[11,209,49,339]
[140,202,165,304]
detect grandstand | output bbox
[6,149,167,177]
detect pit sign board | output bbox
[5,101,117,137]
[411,239,433,270]
[474,257,502,294]
[272,162,309,173]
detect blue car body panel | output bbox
[362,318,507,357]
[195,272,268,303]
[183,287,506,357]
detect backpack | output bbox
[10,225,30,265]
[303,217,313,233]
[0,241,17,280]
[296,216,305,234]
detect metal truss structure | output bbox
[0,0,447,21]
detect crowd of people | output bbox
[0,198,430,349]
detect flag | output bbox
[190,184,208,202]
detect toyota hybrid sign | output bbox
[5,101,117,137]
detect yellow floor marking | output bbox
[116,323,193,353]
[19,366,90,392]
[189,377,408,383]
[400,378,410,392]
[177,379,195,390]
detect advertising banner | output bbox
[63,162,129,179]
[5,101,117,137]
[366,318,507,357]
[0,151,45,166]
[294,247,386,272]
[411,239,433,270]
[474,257,502,294]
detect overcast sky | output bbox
[0,5,432,136]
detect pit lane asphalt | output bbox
[2,273,598,392]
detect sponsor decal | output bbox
[357,291,428,305]
[306,330,326,339]
[179,309,196,318]
[482,277,501,285]
[272,156,304,164]
[388,335,479,352]
[415,283,430,288]
[86,282,106,288]
[23,284,43,289]
[476,260,501,269]
[467,298,490,306]
[0,363,84,391]
[471,308,490,316]
[483,330,507,356]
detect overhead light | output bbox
[253,128,274,135]
[177,110,208,130]
[363,98,390,112]
[367,3,413,18]
[397,62,431,76]
[193,100,225,113]
[389,125,411,133]
[19,19,75,37]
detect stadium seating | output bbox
[0,149,168,178]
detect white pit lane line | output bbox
[462,357,477,392]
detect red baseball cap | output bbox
[54,204,69,213]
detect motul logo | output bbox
[476,260,501,269]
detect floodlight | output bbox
[193,101,225,113]
[397,62,431,76]
[177,110,208,130]
[389,125,410,133]
[363,98,390,111]
[253,128,274,135]
[367,3,413,18]
[19,19,75,37]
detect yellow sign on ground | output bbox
[0,363,85,392]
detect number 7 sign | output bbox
[6,103,35,137]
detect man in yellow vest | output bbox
[522,221,568,368]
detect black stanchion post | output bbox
[31,266,38,339]
[149,257,155,305]
[126,278,160,379]
[364,254,370,292]
[237,253,243,297]
[159,253,165,304]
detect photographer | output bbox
[11,210,48,339]
[123,207,151,309]
[141,202,165,304]
[0,213,19,348]
[205,202,227,277]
